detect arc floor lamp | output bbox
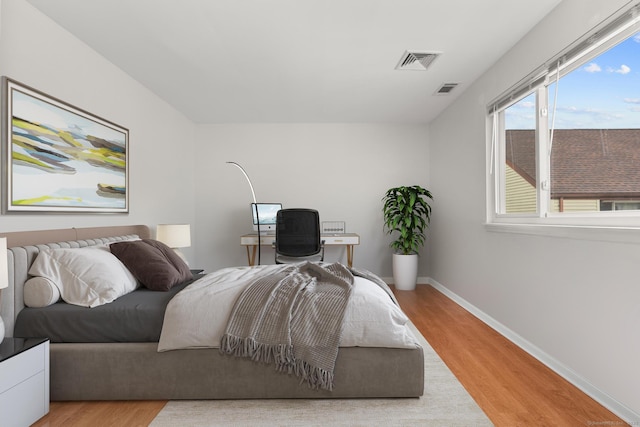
[226,162,262,265]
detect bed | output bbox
[0,225,424,400]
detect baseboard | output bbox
[425,277,640,424]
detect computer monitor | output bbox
[251,203,282,234]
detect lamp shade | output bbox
[156,224,191,248]
[0,237,8,290]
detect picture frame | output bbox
[1,77,129,213]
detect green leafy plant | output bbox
[382,185,433,255]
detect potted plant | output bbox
[382,185,433,290]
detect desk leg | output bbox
[346,245,354,268]
[246,245,257,266]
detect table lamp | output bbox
[156,224,191,265]
[0,237,8,343]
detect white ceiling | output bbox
[27,0,562,124]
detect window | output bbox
[600,200,640,211]
[489,5,640,229]
[504,93,537,214]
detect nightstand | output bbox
[0,338,49,427]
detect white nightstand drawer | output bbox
[0,339,50,427]
[0,371,46,427]
[0,343,44,394]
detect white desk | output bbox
[240,233,360,267]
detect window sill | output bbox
[484,222,640,244]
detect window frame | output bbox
[486,5,640,240]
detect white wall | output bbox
[193,123,430,275]
[0,2,431,274]
[0,0,197,261]
[428,0,640,419]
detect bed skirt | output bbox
[50,342,424,400]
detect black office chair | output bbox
[274,208,324,264]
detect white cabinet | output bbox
[0,338,49,427]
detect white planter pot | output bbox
[392,253,418,290]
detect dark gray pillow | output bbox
[110,239,193,291]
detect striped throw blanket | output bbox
[220,262,354,390]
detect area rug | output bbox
[150,323,493,426]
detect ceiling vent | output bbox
[395,51,440,71]
[434,83,459,95]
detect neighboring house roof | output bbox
[505,129,536,187]
[505,129,640,199]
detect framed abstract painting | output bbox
[1,77,129,213]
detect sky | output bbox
[506,31,640,130]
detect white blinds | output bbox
[487,3,640,115]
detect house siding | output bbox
[505,165,536,213]
[551,199,599,212]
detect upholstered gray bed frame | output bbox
[0,225,424,400]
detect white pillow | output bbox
[24,276,61,307]
[340,277,418,348]
[29,247,138,308]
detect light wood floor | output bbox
[33,284,628,427]
[394,285,628,427]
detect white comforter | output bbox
[158,264,419,352]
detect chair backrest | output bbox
[275,209,321,257]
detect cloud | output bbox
[615,64,631,74]
[504,102,536,128]
[556,105,623,123]
[634,34,640,43]
[624,98,640,104]
[606,64,632,74]
[584,62,601,72]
